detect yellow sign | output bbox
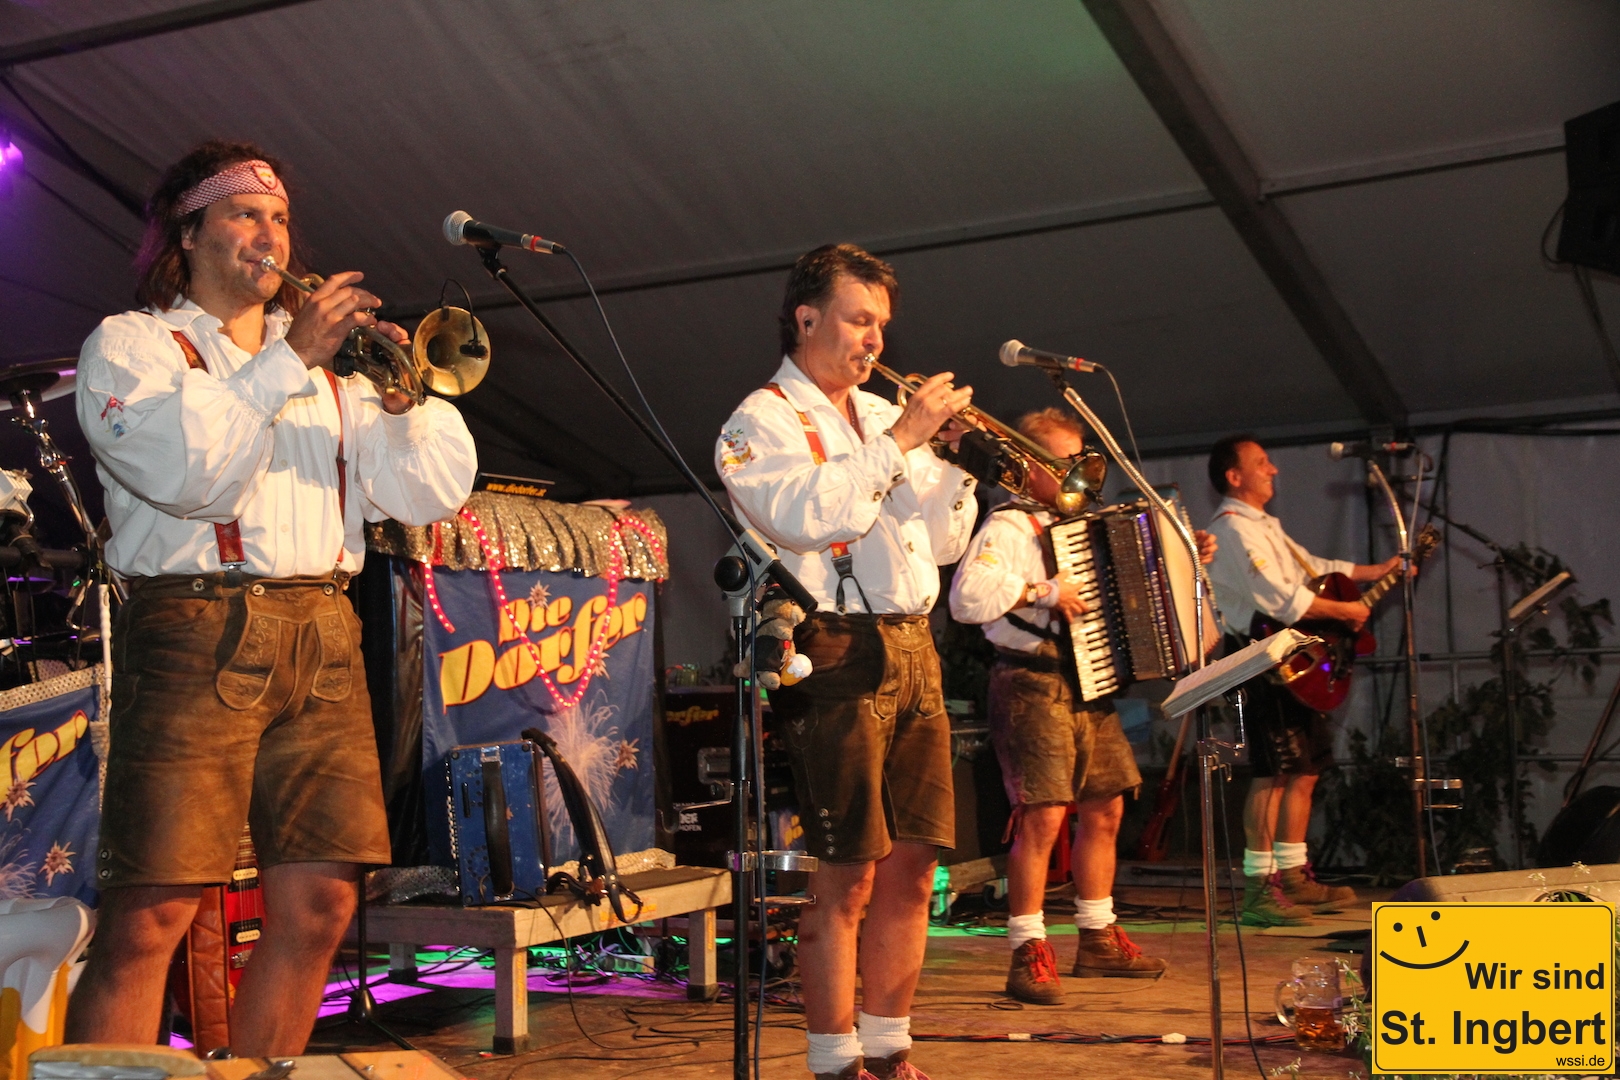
[1372,902,1615,1074]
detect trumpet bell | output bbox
[1054,450,1108,515]
[414,306,491,396]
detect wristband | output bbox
[1024,580,1060,609]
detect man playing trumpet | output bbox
[67,140,476,1054]
[716,244,977,1080]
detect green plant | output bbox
[1319,544,1611,880]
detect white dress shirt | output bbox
[77,300,478,579]
[1204,496,1354,633]
[715,356,977,614]
[949,505,1059,653]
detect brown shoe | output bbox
[1278,865,1357,913]
[865,1050,929,1080]
[1005,938,1064,1004]
[813,1059,875,1080]
[1240,873,1315,927]
[1071,925,1168,978]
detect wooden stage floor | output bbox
[304,876,1385,1080]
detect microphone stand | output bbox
[1363,459,1430,879]
[1046,375,1232,1079]
[1416,503,1541,869]
[468,246,816,1080]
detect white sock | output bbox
[1273,841,1308,871]
[858,1012,911,1061]
[806,1031,862,1076]
[1243,848,1277,878]
[1074,896,1115,930]
[1007,912,1046,951]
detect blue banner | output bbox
[421,568,656,869]
[0,676,100,905]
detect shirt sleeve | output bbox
[76,317,314,523]
[949,513,1028,625]
[350,389,478,526]
[1303,550,1357,580]
[1227,515,1318,624]
[717,394,911,554]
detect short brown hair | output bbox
[1208,433,1260,494]
[134,139,307,312]
[1015,407,1085,449]
[778,243,898,357]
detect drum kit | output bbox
[0,356,102,687]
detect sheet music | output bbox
[1159,629,1321,718]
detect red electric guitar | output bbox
[168,825,264,1053]
[1249,525,1439,713]
[1134,712,1191,862]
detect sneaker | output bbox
[1071,925,1168,979]
[1240,872,1315,927]
[1278,865,1357,913]
[813,1059,876,1080]
[865,1050,929,1080]
[1005,938,1064,1004]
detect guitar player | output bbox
[1204,434,1403,927]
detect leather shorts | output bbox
[96,574,392,888]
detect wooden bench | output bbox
[361,866,731,1053]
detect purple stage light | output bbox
[0,136,19,198]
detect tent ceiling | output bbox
[2,0,1618,505]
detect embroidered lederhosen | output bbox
[164,325,348,584]
[763,383,873,614]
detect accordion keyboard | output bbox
[1047,516,1124,701]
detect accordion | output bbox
[1044,497,1215,701]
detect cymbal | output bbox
[0,359,76,409]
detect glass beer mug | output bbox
[1274,957,1347,1052]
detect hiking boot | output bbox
[865,1050,929,1080]
[1005,938,1065,1003]
[813,1059,875,1080]
[1072,925,1168,978]
[1241,873,1316,927]
[1278,865,1357,913]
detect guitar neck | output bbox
[1356,527,1438,610]
[1359,570,1400,609]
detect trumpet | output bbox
[259,256,490,406]
[861,353,1105,515]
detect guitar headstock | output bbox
[1414,522,1441,562]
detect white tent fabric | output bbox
[2,1,1619,501]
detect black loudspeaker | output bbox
[1539,785,1620,867]
[1556,100,1620,275]
[1390,861,1620,903]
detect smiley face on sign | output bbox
[1379,908,1471,970]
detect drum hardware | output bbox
[259,257,490,405]
[0,361,118,672]
[860,354,1106,515]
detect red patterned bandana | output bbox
[174,159,288,217]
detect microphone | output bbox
[443,210,565,254]
[999,339,1098,373]
[1329,440,1416,460]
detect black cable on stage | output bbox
[1091,363,1143,469]
[1213,775,1270,1080]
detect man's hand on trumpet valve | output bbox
[284,269,384,370]
[888,370,972,453]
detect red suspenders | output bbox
[762,382,871,614]
[167,327,347,583]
